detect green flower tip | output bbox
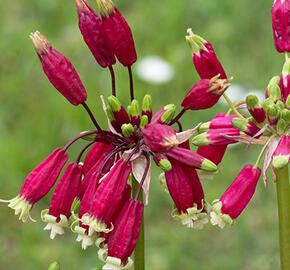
[142,94,152,111]
[107,95,121,112]
[201,158,217,172]
[185,28,207,55]
[246,94,259,109]
[130,99,140,116]
[48,262,60,270]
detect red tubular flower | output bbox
[0,148,68,222]
[97,0,137,67]
[142,123,179,152]
[231,118,261,137]
[197,113,228,166]
[165,159,208,229]
[181,76,232,111]
[280,58,290,102]
[246,94,266,123]
[197,145,227,166]
[75,0,116,68]
[30,31,87,106]
[150,104,176,124]
[272,135,290,169]
[41,162,82,239]
[192,128,240,146]
[82,142,114,175]
[210,165,261,228]
[271,0,290,53]
[186,28,227,79]
[166,147,217,172]
[82,160,131,235]
[103,199,144,269]
[198,114,238,132]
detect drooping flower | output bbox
[97,0,137,67]
[102,199,144,270]
[30,31,87,106]
[210,165,261,228]
[271,0,290,53]
[1,148,68,222]
[41,162,82,239]
[75,0,116,68]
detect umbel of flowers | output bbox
[0,0,289,269]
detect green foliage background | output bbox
[0,0,283,269]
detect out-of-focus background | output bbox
[0,0,283,269]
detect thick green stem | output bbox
[132,178,145,270]
[275,166,290,270]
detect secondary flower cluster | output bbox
[1,0,289,269]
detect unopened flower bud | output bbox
[142,94,153,121]
[75,0,115,68]
[199,114,238,132]
[192,128,240,146]
[262,98,275,113]
[282,108,290,123]
[276,100,285,110]
[166,147,217,172]
[107,96,130,131]
[142,123,178,152]
[280,58,290,101]
[153,154,172,171]
[30,31,87,106]
[186,28,227,79]
[121,123,134,137]
[210,165,261,228]
[182,76,232,110]
[246,94,266,123]
[268,84,281,103]
[271,0,290,53]
[267,105,280,126]
[130,99,140,127]
[231,118,261,137]
[276,119,287,135]
[266,76,280,98]
[97,0,137,67]
[140,115,149,128]
[160,104,176,124]
[272,135,290,169]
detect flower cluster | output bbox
[1,0,289,269]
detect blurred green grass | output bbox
[0,0,283,269]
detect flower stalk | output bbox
[132,175,145,270]
[275,166,290,270]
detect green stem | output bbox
[275,166,290,270]
[132,178,145,270]
[222,93,244,118]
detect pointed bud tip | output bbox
[201,158,217,172]
[97,0,115,17]
[159,159,172,171]
[30,31,51,55]
[107,95,121,112]
[185,29,207,54]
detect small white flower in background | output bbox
[136,56,175,84]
